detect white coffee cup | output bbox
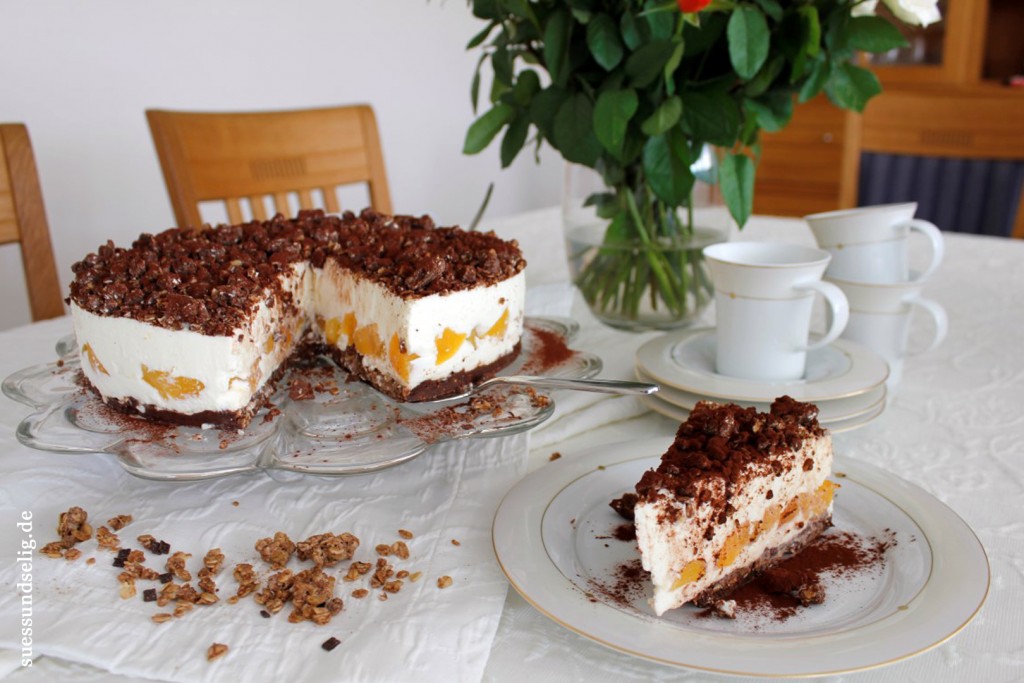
[704,242,849,381]
[805,203,944,283]
[830,275,948,388]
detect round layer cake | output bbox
[68,209,527,428]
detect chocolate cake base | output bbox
[326,342,522,403]
[693,515,833,607]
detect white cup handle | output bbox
[796,280,849,352]
[907,297,948,355]
[905,219,945,281]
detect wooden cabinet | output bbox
[751,97,855,218]
[754,0,1024,235]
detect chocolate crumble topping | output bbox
[69,209,526,337]
[635,397,825,523]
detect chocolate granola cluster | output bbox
[69,209,526,336]
[635,396,825,507]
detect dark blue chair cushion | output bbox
[858,152,1024,237]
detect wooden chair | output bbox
[0,123,63,321]
[146,105,392,228]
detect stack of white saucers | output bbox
[635,327,890,433]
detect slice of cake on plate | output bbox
[68,209,526,429]
[633,397,835,616]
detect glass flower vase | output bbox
[562,152,728,332]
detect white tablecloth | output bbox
[2,207,1022,682]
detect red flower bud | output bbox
[677,0,712,12]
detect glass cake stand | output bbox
[3,318,599,481]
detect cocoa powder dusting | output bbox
[588,558,648,607]
[706,529,891,622]
[521,325,577,374]
[597,528,893,623]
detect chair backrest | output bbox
[846,90,1024,238]
[0,123,64,321]
[146,105,392,228]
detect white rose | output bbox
[882,0,941,26]
[852,0,879,17]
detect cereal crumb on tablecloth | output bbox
[296,532,359,567]
[255,532,295,569]
[96,526,121,551]
[166,551,193,581]
[206,643,229,662]
[107,514,133,531]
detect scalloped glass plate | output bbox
[3,317,600,481]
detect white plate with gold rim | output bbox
[638,391,886,435]
[634,366,887,423]
[492,438,988,677]
[636,327,889,404]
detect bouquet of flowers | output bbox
[464,0,940,328]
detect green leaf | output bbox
[572,9,593,24]
[847,16,911,53]
[472,0,500,20]
[463,103,514,155]
[642,134,695,207]
[745,92,793,133]
[511,69,541,106]
[739,109,760,146]
[470,52,488,114]
[544,8,573,87]
[625,41,678,88]
[682,12,727,57]
[553,94,603,166]
[641,95,683,136]
[500,113,530,168]
[824,4,852,55]
[620,12,649,51]
[798,56,830,103]
[505,0,538,24]
[593,89,639,158]
[529,87,567,139]
[467,20,497,49]
[825,62,882,112]
[799,6,822,57]
[663,40,685,95]
[727,6,770,79]
[719,153,755,227]
[744,54,784,98]
[489,76,509,104]
[586,14,625,71]
[492,46,514,87]
[753,0,783,23]
[681,88,741,147]
[643,0,675,41]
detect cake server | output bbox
[428,376,659,403]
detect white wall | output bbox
[0,0,562,331]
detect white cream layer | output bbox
[315,260,525,388]
[635,436,833,616]
[72,261,524,418]
[72,263,310,416]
